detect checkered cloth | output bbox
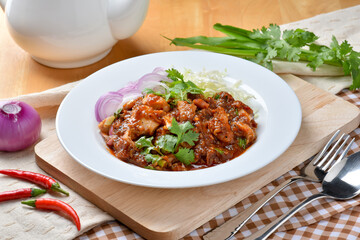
[76,89,360,239]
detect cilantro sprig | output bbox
[135,118,199,167]
[143,68,204,105]
[168,23,360,90]
[169,118,199,149]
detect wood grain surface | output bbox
[34,75,360,240]
[1,0,360,98]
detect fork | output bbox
[203,130,354,240]
[244,136,356,240]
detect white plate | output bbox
[56,51,302,188]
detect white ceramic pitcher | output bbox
[0,0,149,68]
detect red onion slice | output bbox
[95,67,172,122]
[95,91,124,122]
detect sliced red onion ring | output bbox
[152,67,166,75]
[118,92,143,108]
[138,80,170,94]
[95,67,172,122]
[95,91,124,122]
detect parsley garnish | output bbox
[142,68,204,105]
[155,135,178,153]
[169,118,199,149]
[135,136,162,155]
[168,23,360,90]
[175,148,195,165]
[166,68,185,82]
[144,154,162,164]
[135,118,199,167]
[164,68,204,104]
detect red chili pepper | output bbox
[22,198,81,231]
[0,188,46,202]
[0,169,69,196]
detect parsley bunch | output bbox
[167,23,360,90]
[135,118,199,167]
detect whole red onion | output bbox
[0,101,42,152]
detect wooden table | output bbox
[0,0,360,99]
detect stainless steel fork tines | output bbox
[303,131,355,181]
[315,134,354,172]
[203,130,354,240]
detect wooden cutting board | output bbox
[35,74,360,240]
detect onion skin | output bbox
[0,101,42,152]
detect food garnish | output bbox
[0,101,41,152]
[135,118,199,166]
[95,67,170,122]
[238,138,247,149]
[0,169,69,196]
[167,23,360,90]
[0,188,46,202]
[22,198,81,231]
[97,67,258,171]
[143,68,204,106]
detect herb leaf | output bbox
[166,68,184,82]
[136,136,155,153]
[282,28,319,47]
[181,130,200,146]
[166,23,360,90]
[156,135,178,153]
[175,148,195,165]
[144,154,162,164]
[170,118,194,136]
[136,118,199,168]
[166,80,204,103]
[169,118,199,148]
[135,136,163,155]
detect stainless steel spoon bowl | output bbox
[246,151,360,240]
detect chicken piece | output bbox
[113,134,136,160]
[214,92,235,110]
[232,100,254,115]
[177,101,196,122]
[126,105,162,139]
[208,107,234,143]
[205,148,220,166]
[142,94,170,112]
[231,121,256,144]
[163,114,173,129]
[238,109,252,123]
[123,97,142,110]
[98,116,115,134]
[193,99,209,109]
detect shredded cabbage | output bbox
[183,68,255,103]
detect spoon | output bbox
[245,150,360,240]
